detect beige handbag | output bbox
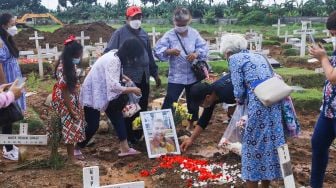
[252,56,293,106]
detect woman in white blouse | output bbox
[78,38,143,157]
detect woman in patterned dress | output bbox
[51,36,85,163]
[309,11,336,188]
[220,34,287,188]
[0,13,26,161]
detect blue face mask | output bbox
[72,58,80,64]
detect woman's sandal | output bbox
[74,149,85,160]
[118,148,141,157]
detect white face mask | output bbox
[7,26,18,36]
[175,26,188,33]
[129,20,141,30]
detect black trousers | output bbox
[77,96,129,148]
[124,74,149,143]
[2,123,13,151]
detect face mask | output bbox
[72,58,80,65]
[175,26,188,33]
[7,26,18,36]
[129,20,141,30]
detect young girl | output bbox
[51,35,85,163]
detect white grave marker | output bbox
[293,21,316,57]
[29,31,44,77]
[41,43,59,60]
[94,37,107,49]
[272,18,286,36]
[323,29,330,37]
[277,144,296,188]
[83,166,145,188]
[324,36,336,51]
[148,27,161,47]
[0,123,47,145]
[280,31,294,43]
[214,26,226,37]
[19,51,34,57]
[77,31,90,47]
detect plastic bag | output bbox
[218,104,247,146]
[122,82,142,118]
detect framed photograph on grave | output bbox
[140,109,180,158]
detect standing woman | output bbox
[0,13,25,161]
[309,11,336,188]
[221,34,286,188]
[51,36,86,163]
[154,8,208,127]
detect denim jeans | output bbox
[162,82,199,121]
[310,114,336,188]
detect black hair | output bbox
[0,13,19,58]
[327,11,336,30]
[190,82,214,105]
[173,7,191,22]
[116,38,144,65]
[54,41,83,93]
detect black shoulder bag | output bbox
[174,32,209,81]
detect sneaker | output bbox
[3,147,19,161]
[2,145,19,153]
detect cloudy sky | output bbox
[41,0,293,10]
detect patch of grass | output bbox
[209,60,229,73]
[275,67,325,88]
[25,72,55,93]
[291,88,322,112]
[13,107,44,133]
[282,48,299,56]
[33,25,62,32]
[285,56,309,64]
[19,62,53,75]
[262,40,281,46]
[281,44,292,49]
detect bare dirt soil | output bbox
[0,86,335,188]
[14,22,115,51]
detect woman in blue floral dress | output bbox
[221,34,289,187]
[0,13,25,161]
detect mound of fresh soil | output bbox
[14,22,115,51]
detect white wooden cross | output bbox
[279,31,294,44]
[214,26,226,37]
[83,166,145,188]
[40,43,59,61]
[94,37,107,49]
[19,50,35,57]
[293,21,316,57]
[323,29,330,37]
[0,123,48,145]
[323,36,336,51]
[148,27,161,47]
[272,18,286,36]
[77,31,90,47]
[29,31,44,77]
[277,144,296,188]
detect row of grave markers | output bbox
[21,24,334,78]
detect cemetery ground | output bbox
[1,21,336,187]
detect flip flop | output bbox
[118,148,141,157]
[74,149,85,160]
